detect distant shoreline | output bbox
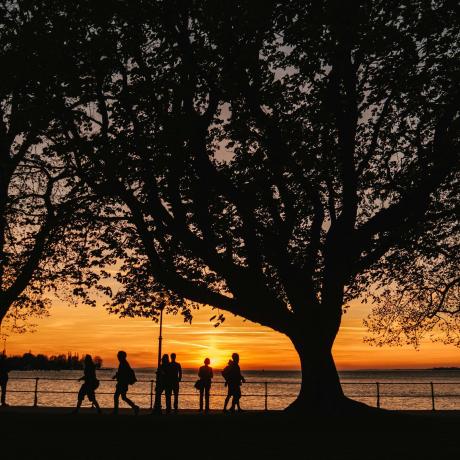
[9,366,459,372]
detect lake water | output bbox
[5,369,460,411]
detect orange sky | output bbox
[4,298,459,370]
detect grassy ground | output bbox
[0,408,459,460]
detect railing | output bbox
[4,377,460,411]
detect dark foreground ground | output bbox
[0,407,459,460]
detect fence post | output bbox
[430,382,435,411]
[33,378,39,407]
[376,382,380,409]
[150,380,154,409]
[264,382,268,411]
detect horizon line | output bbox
[98,366,460,372]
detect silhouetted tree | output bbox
[364,247,459,348]
[0,1,90,330]
[5,352,101,370]
[51,0,459,412]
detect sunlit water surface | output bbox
[6,369,460,411]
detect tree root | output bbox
[285,394,385,416]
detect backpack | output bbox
[127,367,137,385]
[194,379,204,390]
[222,366,230,381]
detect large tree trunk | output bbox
[285,321,374,414]
[286,334,344,413]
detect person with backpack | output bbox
[112,350,139,415]
[197,357,213,412]
[73,354,102,414]
[223,353,245,412]
[222,359,233,412]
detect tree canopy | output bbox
[2,0,459,412]
[0,1,91,331]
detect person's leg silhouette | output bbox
[223,389,231,412]
[204,385,210,412]
[121,390,139,415]
[165,386,172,414]
[199,387,204,411]
[173,383,179,411]
[1,381,8,406]
[113,386,121,414]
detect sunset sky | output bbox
[4,298,459,370]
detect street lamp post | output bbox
[153,301,166,413]
[157,303,165,369]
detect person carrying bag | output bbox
[197,358,213,412]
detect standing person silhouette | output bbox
[73,354,102,414]
[168,353,182,412]
[226,353,245,412]
[112,351,139,415]
[198,358,213,412]
[0,353,9,407]
[155,354,172,414]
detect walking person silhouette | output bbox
[197,358,213,412]
[223,353,245,412]
[112,351,139,415]
[168,353,182,412]
[0,353,9,407]
[155,354,173,414]
[73,354,102,414]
